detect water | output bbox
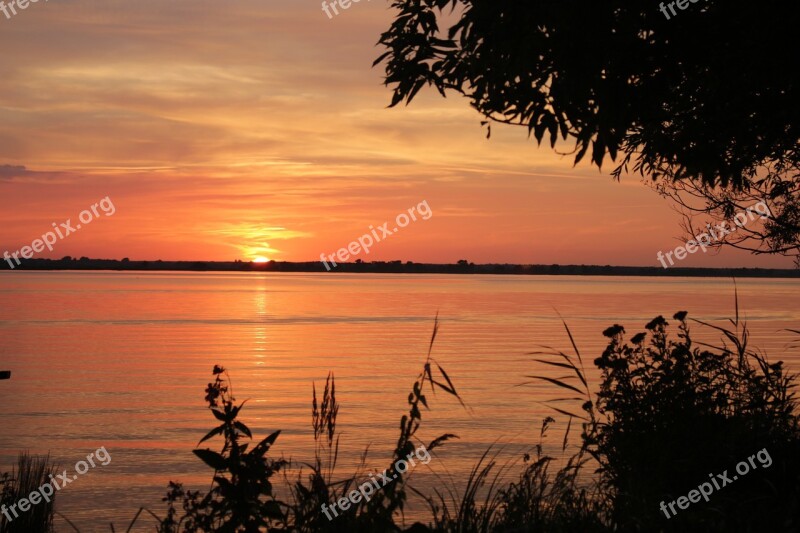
[1,272,798,530]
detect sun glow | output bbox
[252,256,270,263]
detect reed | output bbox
[0,453,57,533]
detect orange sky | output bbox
[0,0,792,268]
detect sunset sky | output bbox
[0,0,791,268]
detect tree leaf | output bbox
[197,424,225,445]
[193,449,227,471]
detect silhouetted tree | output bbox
[376,1,799,258]
[653,161,800,265]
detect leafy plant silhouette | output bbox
[158,365,287,533]
[531,299,800,532]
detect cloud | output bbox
[0,165,29,180]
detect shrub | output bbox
[593,311,799,531]
[533,308,800,532]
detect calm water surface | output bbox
[1,272,798,530]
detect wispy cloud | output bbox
[0,164,30,180]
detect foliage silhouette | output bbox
[157,365,287,532]
[0,453,57,533]
[104,311,800,532]
[375,1,798,188]
[375,2,800,258]
[532,303,800,532]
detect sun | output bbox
[252,256,270,263]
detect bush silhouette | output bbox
[583,311,800,531]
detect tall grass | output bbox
[0,453,58,533]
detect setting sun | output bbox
[252,256,270,263]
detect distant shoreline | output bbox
[2,258,799,278]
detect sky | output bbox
[0,0,792,268]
